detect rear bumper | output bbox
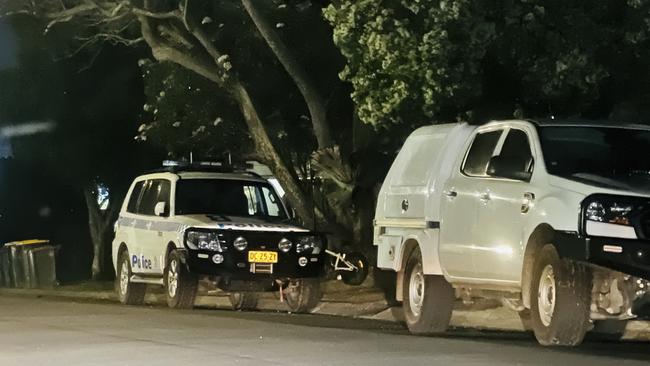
[554,231,650,280]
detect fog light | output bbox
[212,254,224,264]
[233,237,248,251]
[278,238,292,253]
[298,257,308,267]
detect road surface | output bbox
[0,295,648,366]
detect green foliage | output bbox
[325,0,650,127]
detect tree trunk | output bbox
[241,0,332,149]
[83,187,118,280]
[230,81,316,226]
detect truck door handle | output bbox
[479,192,491,201]
[444,190,458,198]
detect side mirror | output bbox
[487,155,532,181]
[154,201,168,217]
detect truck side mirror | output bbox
[154,201,168,217]
[487,155,532,181]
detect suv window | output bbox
[138,179,171,216]
[463,130,502,176]
[175,179,286,219]
[126,181,145,213]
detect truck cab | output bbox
[374,119,650,345]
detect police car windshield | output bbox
[175,179,287,220]
[539,126,650,177]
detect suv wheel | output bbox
[530,244,591,346]
[116,250,146,305]
[285,278,321,313]
[402,247,454,335]
[229,292,259,311]
[164,250,198,309]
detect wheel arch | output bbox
[164,241,179,266]
[396,238,421,302]
[522,223,555,308]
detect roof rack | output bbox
[146,160,263,178]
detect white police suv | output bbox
[112,163,325,312]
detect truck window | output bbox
[500,129,532,159]
[126,181,145,213]
[462,130,502,176]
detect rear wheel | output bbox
[285,278,321,313]
[229,292,259,311]
[402,248,454,335]
[164,250,198,309]
[530,244,591,346]
[340,252,369,286]
[115,250,146,305]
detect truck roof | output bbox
[527,118,650,130]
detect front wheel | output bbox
[164,250,198,309]
[530,244,591,346]
[116,250,146,305]
[285,278,321,313]
[402,248,454,335]
[229,292,259,311]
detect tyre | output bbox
[402,247,454,335]
[115,250,146,305]
[229,292,259,311]
[164,250,198,309]
[589,319,628,341]
[340,252,369,286]
[530,244,592,346]
[285,278,321,313]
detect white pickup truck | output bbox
[374,119,650,346]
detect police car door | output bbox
[133,179,169,274]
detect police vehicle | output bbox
[111,162,326,312]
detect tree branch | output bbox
[131,7,179,20]
[138,14,224,85]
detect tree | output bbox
[324,0,650,127]
[0,1,365,251]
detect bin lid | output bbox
[5,239,50,247]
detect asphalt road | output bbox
[0,295,649,366]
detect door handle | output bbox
[444,190,458,198]
[479,192,491,201]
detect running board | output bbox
[130,275,164,285]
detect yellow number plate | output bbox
[248,251,278,263]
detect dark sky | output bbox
[0,19,17,70]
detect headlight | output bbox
[278,238,292,252]
[582,195,642,239]
[585,200,634,226]
[296,236,323,254]
[233,237,248,251]
[186,230,223,251]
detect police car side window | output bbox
[126,181,145,214]
[138,179,170,216]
